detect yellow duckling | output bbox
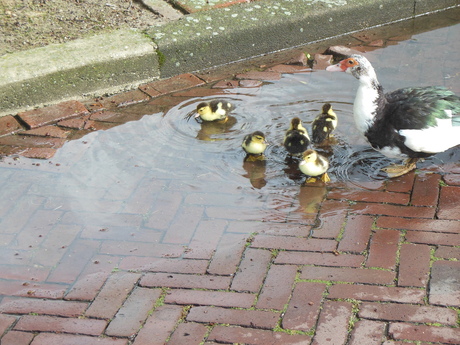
[284,117,311,155]
[312,103,338,144]
[242,131,268,158]
[195,100,234,122]
[299,149,331,183]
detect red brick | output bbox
[21,125,70,138]
[0,330,35,345]
[119,257,208,273]
[212,80,239,88]
[438,186,460,219]
[251,235,337,252]
[187,306,280,329]
[0,313,16,335]
[276,251,364,267]
[338,215,374,253]
[132,305,183,345]
[411,173,440,206]
[444,174,460,186]
[0,279,67,299]
[141,272,230,290]
[235,71,281,80]
[311,206,347,239]
[351,203,435,218]
[359,302,457,325]
[385,171,415,193]
[366,229,400,269]
[172,87,225,97]
[429,260,460,307]
[30,333,127,345]
[65,272,110,301]
[144,191,182,230]
[398,243,431,287]
[389,322,460,344]
[327,284,425,303]
[301,266,395,285]
[231,248,272,292]
[207,234,247,275]
[99,89,150,108]
[162,205,204,244]
[106,287,161,337]
[208,325,311,344]
[183,219,227,259]
[405,230,460,246]
[168,322,208,344]
[256,264,297,310]
[138,83,162,97]
[164,289,254,308]
[17,100,89,129]
[0,115,23,135]
[0,297,87,317]
[14,315,106,335]
[146,73,205,94]
[328,189,409,204]
[312,301,353,345]
[85,272,141,319]
[267,64,311,73]
[377,216,460,233]
[435,246,460,260]
[349,320,385,345]
[282,282,326,331]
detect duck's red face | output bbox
[326,57,359,72]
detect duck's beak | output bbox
[326,63,344,72]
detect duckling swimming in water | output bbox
[195,100,234,122]
[299,149,330,183]
[284,117,311,155]
[242,131,268,160]
[312,103,338,144]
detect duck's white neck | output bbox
[353,72,381,134]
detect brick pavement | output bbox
[1,24,460,345]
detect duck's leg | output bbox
[381,158,418,178]
[305,177,318,183]
[320,172,331,183]
[244,154,266,162]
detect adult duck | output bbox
[326,54,460,177]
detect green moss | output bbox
[157,49,167,67]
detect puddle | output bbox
[0,15,459,286]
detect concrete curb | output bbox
[1,0,458,116]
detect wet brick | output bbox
[444,174,460,186]
[183,219,227,260]
[437,186,460,219]
[235,71,281,80]
[230,248,272,292]
[132,305,183,345]
[327,284,425,303]
[255,264,297,310]
[312,300,353,345]
[168,322,208,344]
[165,289,255,308]
[14,315,107,335]
[119,257,208,273]
[0,313,16,335]
[385,171,415,193]
[251,235,337,252]
[16,100,89,129]
[351,203,435,218]
[0,279,67,299]
[140,272,231,290]
[337,215,374,253]
[349,320,385,345]
[282,282,326,331]
[267,64,311,73]
[359,302,457,325]
[389,322,460,344]
[276,251,363,267]
[85,272,141,319]
[18,147,57,160]
[212,80,240,88]
[429,260,460,307]
[312,54,333,69]
[366,229,400,269]
[162,205,204,244]
[301,266,395,285]
[0,134,66,149]
[0,330,35,345]
[21,125,70,138]
[65,272,110,301]
[0,297,87,317]
[435,246,460,260]
[208,325,311,345]
[328,189,409,204]
[411,173,440,206]
[145,73,205,94]
[398,243,431,287]
[405,230,460,246]
[311,200,347,239]
[187,306,280,329]
[30,333,127,345]
[376,216,460,233]
[0,115,23,136]
[207,234,247,275]
[106,287,161,337]
[98,89,150,109]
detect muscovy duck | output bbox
[299,149,330,183]
[284,117,311,155]
[195,100,234,122]
[242,131,268,160]
[312,103,338,144]
[326,54,460,177]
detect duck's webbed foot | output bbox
[244,154,266,162]
[381,158,418,178]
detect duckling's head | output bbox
[302,149,317,162]
[196,102,211,116]
[251,131,267,144]
[322,103,332,114]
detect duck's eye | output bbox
[348,60,354,64]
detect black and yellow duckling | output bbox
[299,149,330,183]
[242,131,268,161]
[284,117,311,155]
[195,100,234,122]
[312,103,338,144]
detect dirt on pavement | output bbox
[0,0,170,56]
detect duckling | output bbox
[299,149,331,183]
[242,131,268,159]
[284,117,311,155]
[195,100,234,122]
[312,103,338,144]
